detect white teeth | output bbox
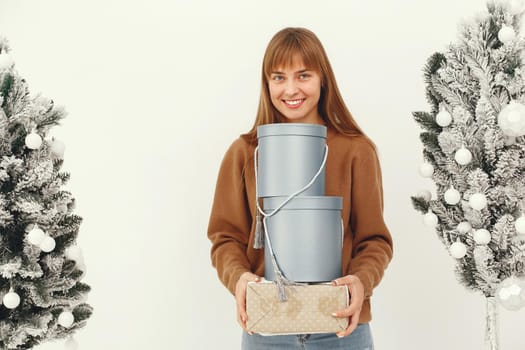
[285,99,303,105]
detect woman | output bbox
[208,27,393,349]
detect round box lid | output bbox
[263,196,343,210]
[257,123,327,139]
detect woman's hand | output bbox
[235,271,261,332]
[331,275,365,338]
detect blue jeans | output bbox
[241,323,374,350]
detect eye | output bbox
[271,75,284,81]
[299,73,311,80]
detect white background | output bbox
[1,0,524,349]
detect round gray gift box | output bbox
[263,196,343,282]
[257,123,326,197]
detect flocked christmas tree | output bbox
[411,1,525,349]
[0,38,92,349]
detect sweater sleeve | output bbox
[207,140,253,296]
[347,141,393,298]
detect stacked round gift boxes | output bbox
[257,123,343,282]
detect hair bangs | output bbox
[263,34,321,78]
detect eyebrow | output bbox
[271,69,310,74]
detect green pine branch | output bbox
[38,106,65,129]
[431,75,470,108]
[0,75,13,108]
[411,196,429,213]
[423,52,446,111]
[412,111,442,133]
[72,303,93,322]
[424,52,447,85]
[485,9,503,50]
[456,256,481,291]
[420,132,442,154]
[56,172,70,184]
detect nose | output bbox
[284,79,299,96]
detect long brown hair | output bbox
[242,27,367,144]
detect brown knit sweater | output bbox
[207,126,393,323]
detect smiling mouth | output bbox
[283,99,305,108]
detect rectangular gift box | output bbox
[245,281,349,335]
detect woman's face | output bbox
[268,58,323,124]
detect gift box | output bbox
[246,281,349,335]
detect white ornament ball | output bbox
[455,147,472,165]
[469,193,488,211]
[423,212,438,227]
[498,101,525,137]
[498,25,516,45]
[64,337,78,350]
[40,236,56,253]
[58,311,75,328]
[78,262,87,279]
[80,291,89,303]
[457,221,472,234]
[515,216,525,235]
[474,229,491,245]
[27,226,45,245]
[419,163,434,178]
[496,276,525,311]
[50,139,65,158]
[25,132,42,150]
[0,53,14,71]
[417,190,432,202]
[66,245,84,264]
[3,291,20,309]
[436,110,452,127]
[450,241,467,259]
[444,188,461,205]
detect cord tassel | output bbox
[270,253,291,302]
[253,212,264,249]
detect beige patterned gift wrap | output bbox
[245,281,349,335]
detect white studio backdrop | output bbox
[0,0,524,349]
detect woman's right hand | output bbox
[235,271,261,332]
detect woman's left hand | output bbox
[331,274,364,338]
